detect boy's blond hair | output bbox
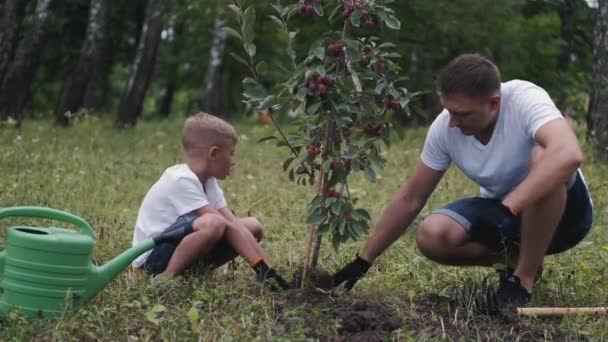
[182,112,238,157]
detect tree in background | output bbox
[201,5,228,117]
[589,0,607,158]
[54,0,109,126]
[117,0,169,127]
[0,0,30,85]
[0,0,54,125]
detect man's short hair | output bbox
[182,112,237,157]
[437,53,501,100]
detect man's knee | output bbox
[416,216,463,261]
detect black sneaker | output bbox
[478,274,531,317]
[253,261,292,291]
[496,266,544,283]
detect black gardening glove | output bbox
[332,256,371,290]
[469,203,519,251]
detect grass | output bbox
[0,116,607,340]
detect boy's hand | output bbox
[332,256,371,290]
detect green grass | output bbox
[0,116,607,340]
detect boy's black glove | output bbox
[469,203,519,250]
[332,256,371,290]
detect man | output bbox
[333,54,593,315]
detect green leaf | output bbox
[306,211,327,225]
[282,157,295,171]
[245,43,256,57]
[378,42,396,49]
[227,4,242,16]
[187,307,199,322]
[350,10,362,27]
[223,27,243,42]
[242,7,256,44]
[258,135,278,143]
[267,15,283,28]
[288,168,295,181]
[313,3,324,16]
[384,14,400,30]
[230,53,249,68]
[364,165,377,182]
[312,46,325,60]
[146,304,167,325]
[328,4,340,22]
[256,61,268,75]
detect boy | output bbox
[132,112,290,290]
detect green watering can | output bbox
[0,206,185,318]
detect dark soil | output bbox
[274,289,403,342]
[270,268,576,340]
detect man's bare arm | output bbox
[502,119,583,214]
[360,162,445,263]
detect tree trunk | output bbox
[82,27,111,113]
[116,0,169,127]
[589,0,608,158]
[558,0,576,72]
[54,0,109,126]
[0,0,30,85]
[158,21,183,118]
[0,0,54,124]
[200,6,226,116]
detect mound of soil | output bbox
[274,288,403,341]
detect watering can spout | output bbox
[88,239,155,299]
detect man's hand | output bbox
[332,256,371,290]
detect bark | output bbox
[82,27,111,113]
[558,0,576,72]
[54,0,109,125]
[158,21,183,118]
[0,0,54,124]
[116,0,169,127]
[200,6,226,116]
[589,0,608,158]
[0,0,30,86]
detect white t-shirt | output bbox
[132,164,227,267]
[420,80,564,199]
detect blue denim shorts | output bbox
[434,171,593,254]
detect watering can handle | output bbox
[0,206,95,238]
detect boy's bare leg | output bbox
[159,214,227,278]
[202,217,264,269]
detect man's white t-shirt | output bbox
[420,80,566,199]
[132,164,227,267]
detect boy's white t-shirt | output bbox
[132,164,227,267]
[420,80,565,199]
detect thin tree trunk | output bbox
[0,0,54,125]
[0,0,30,85]
[589,0,608,158]
[158,21,183,118]
[82,27,111,113]
[201,6,226,116]
[117,0,169,127]
[558,0,576,72]
[54,0,109,126]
